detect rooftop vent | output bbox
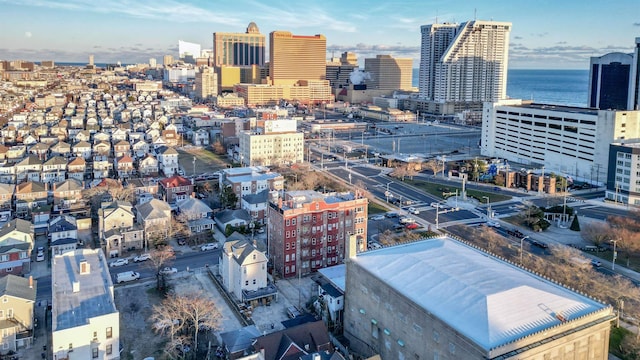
[79,260,90,275]
[72,281,80,293]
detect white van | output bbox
[116,271,140,284]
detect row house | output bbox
[93,132,110,144]
[138,154,159,176]
[112,128,129,142]
[98,201,143,257]
[0,164,15,184]
[49,141,71,158]
[6,146,25,161]
[93,155,112,179]
[0,219,34,275]
[48,215,78,255]
[27,142,50,159]
[132,140,149,159]
[93,140,110,156]
[72,141,92,160]
[52,178,85,213]
[158,175,193,204]
[156,146,179,176]
[15,155,41,183]
[113,140,130,157]
[15,181,48,218]
[135,199,171,246]
[66,157,86,181]
[74,131,90,143]
[41,156,67,184]
[115,155,134,179]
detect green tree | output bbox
[219,185,238,209]
[569,215,580,231]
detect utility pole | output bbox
[611,239,619,270]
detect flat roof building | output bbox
[481,99,640,185]
[364,54,413,91]
[345,236,614,359]
[52,249,119,360]
[588,52,633,110]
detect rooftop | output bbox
[52,249,117,331]
[351,236,610,351]
[505,102,600,116]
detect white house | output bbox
[219,239,269,303]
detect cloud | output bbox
[2,0,244,25]
[327,43,420,64]
[249,1,356,32]
[509,43,635,68]
[0,45,173,64]
[556,41,567,44]
[514,36,523,40]
[633,22,640,26]
[24,32,32,38]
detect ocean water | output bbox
[411,69,589,107]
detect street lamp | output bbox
[611,239,619,270]
[482,196,491,219]
[385,181,393,203]
[435,200,448,229]
[520,236,529,264]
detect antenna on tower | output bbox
[435,10,438,24]
[474,8,477,21]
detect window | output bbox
[106,344,112,355]
[106,327,112,339]
[372,325,379,339]
[92,347,98,358]
[245,281,249,286]
[0,310,4,319]
[69,343,73,352]
[253,279,256,285]
[93,331,98,340]
[292,218,296,225]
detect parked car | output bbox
[133,253,151,262]
[36,251,45,262]
[116,271,140,283]
[159,267,178,275]
[405,223,419,230]
[200,243,219,251]
[591,259,602,267]
[431,202,442,209]
[408,207,420,215]
[385,212,399,218]
[399,217,416,224]
[370,215,385,221]
[486,221,500,228]
[110,258,129,267]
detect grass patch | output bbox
[368,202,389,215]
[609,326,635,359]
[592,250,640,273]
[402,179,512,202]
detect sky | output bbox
[0,0,638,69]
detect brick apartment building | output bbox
[267,190,367,278]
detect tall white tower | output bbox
[419,20,511,103]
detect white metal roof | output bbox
[351,237,607,350]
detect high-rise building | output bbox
[178,40,201,61]
[213,22,266,67]
[364,54,413,90]
[88,54,94,66]
[588,52,633,110]
[629,37,640,110]
[149,58,157,68]
[419,20,511,110]
[195,66,218,100]
[163,55,174,67]
[269,31,326,86]
[267,190,368,278]
[326,52,358,89]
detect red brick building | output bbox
[158,175,193,204]
[267,190,367,278]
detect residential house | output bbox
[111,128,128,142]
[93,132,110,144]
[138,154,159,176]
[156,146,179,176]
[219,167,284,209]
[41,156,67,184]
[49,124,68,141]
[152,135,167,150]
[220,238,271,304]
[98,201,143,257]
[52,178,85,213]
[15,155,42,183]
[74,130,90,143]
[193,129,210,146]
[113,140,130,158]
[176,197,214,234]
[22,134,38,146]
[52,249,120,360]
[0,219,34,275]
[241,190,270,225]
[135,199,171,245]
[0,184,13,221]
[93,155,112,179]
[93,141,111,157]
[241,321,332,360]
[0,164,15,184]
[161,129,179,147]
[127,178,158,197]
[145,128,160,142]
[158,175,193,204]
[114,155,134,179]
[214,209,252,232]
[50,141,72,158]
[15,181,47,218]
[72,141,92,160]
[6,146,25,162]
[0,145,8,162]
[316,265,345,331]
[131,139,149,159]
[48,215,78,255]
[66,157,86,181]
[0,275,36,352]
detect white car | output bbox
[110,258,129,267]
[370,215,385,221]
[200,243,219,251]
[36,252,45,262]
[486,221,501,228]
[408,207,420,215]
[431,202,442,209]
[159,267,178,275]
[133,254,151,262]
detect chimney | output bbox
[72,281,80,293]
[29,276,33,289]
[79,260,90,274]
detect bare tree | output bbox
[145,247,176,290]
[406,162,419,180]
[211,141,225,155]
[581,222,613,247]
[391,164,408,181]
[151,292,221,357]
[423,160,443,177]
